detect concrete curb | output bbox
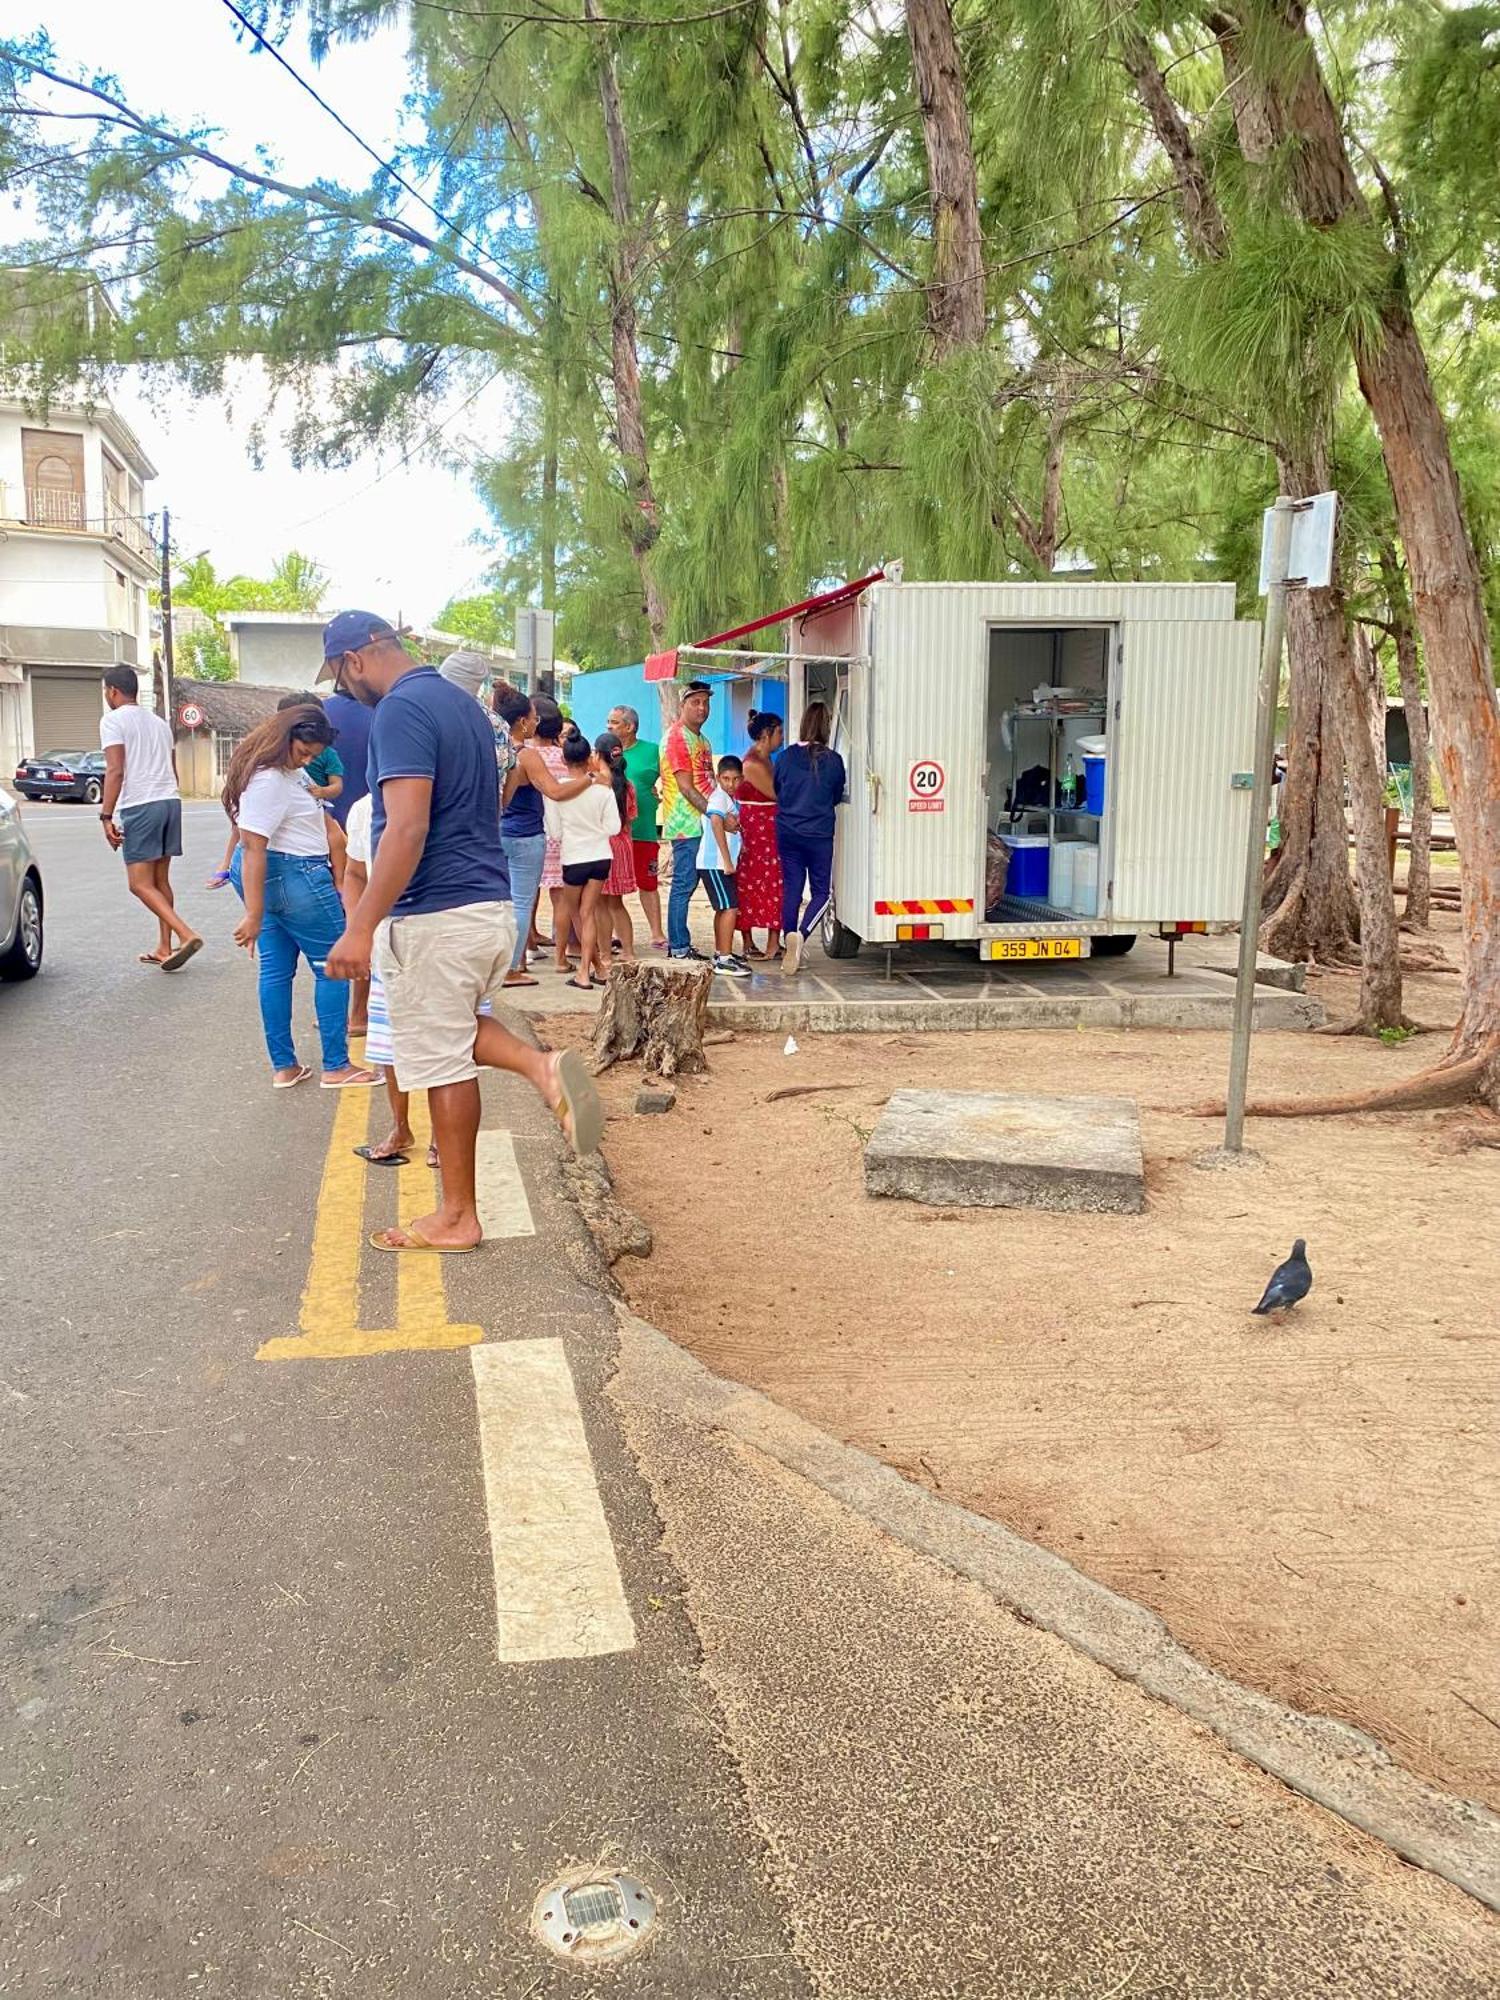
[706,988,1324,1035]
[614,1303,1500,1915]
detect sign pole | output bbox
[158,505,175,722]
[1224,496,1296,1154]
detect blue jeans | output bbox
[668,836,701,954]
[778,829,833,937]
[501,830,546,972]
[231,849,350,1072]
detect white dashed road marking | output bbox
[470,1339,636,1663]
[475,1129,535,1240]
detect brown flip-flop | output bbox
[161,937,204,972]
[550,1048,605,1156]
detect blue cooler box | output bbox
[1000,834,1050,899]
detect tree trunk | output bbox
[1261,582,1358,964]
[1008,396,1067,573]
[1260,445,1360,965]
[905,0,985,358]
[1240,1,1500,1098]
[1118,29,1226,260]
[590,961,712,1077]
[1338,625,1405,1030]
[586,0,669,651]
[1121,29,1357,967]
[1383,545,1432,928]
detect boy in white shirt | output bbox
[697,755,750,977]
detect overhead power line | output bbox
[213,0,542,306]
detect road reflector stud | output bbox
[533,1871,657,1963]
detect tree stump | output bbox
[589,960,712,1077]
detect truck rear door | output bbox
[1109,618,1260,924]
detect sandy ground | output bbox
[575,907,1500,1812]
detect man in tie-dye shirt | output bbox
[661,680,714,960]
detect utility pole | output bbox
[1224,496,1296,1153]
[158,506,175,724]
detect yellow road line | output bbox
[256,1086,482,1361]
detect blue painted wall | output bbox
[566,664,786,755]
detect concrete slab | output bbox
[864,1088,1146,1215]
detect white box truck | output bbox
[768,575,1262,965]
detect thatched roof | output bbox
[173,678,313,734]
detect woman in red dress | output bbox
[735,709,784,958]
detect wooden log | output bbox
[589,960,712,1077]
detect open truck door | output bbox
[1109,618,1260,925]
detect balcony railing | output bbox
[0,483,157,565]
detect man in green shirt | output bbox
[609,702,665,949]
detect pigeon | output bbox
[1252,1239,1312,1316]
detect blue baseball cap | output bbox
[318,609,408,677]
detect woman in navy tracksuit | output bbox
[774,700,847,975]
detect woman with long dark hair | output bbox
[595,729,638,962]
[502,690,590,977]
[735,707,784,959]
[223,706,380,1089]
[532,698,575,971]
[774,699,847,976]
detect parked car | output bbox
[12,750,107,805]
[0,783,44,981]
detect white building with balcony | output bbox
[0,396,158,774]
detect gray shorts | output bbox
[120,798,183,864]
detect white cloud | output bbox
[10,0,512,623]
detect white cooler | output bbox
[1071,845,1101,917]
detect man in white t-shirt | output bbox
[98,665,202,971]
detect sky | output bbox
[7,0,513,626]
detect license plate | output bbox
[983,937,1085,961]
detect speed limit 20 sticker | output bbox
[908,760,946,813]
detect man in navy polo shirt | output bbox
[322,611,604,1251]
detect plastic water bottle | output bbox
[1060,757,1078,811]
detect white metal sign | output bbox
[1258,491,1338,593]
[515,607,556,678]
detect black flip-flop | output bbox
[354,1144,409,1168]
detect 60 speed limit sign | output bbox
[908,759,946,813]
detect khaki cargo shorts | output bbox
[374,900,518,1091]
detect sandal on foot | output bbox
[321,1067,383,1089]
[354,1144,409,1167]
[162,937,203,972]
[550,1047,605,1156]
[369,1226,479,1255]
[273,1066,312,1090]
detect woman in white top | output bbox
[543,733,620,991]
[222,707,380,1090]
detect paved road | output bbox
[2,801,1495,1998]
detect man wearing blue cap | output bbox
[321,612,604,1250]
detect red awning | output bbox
[692,569,884,651]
